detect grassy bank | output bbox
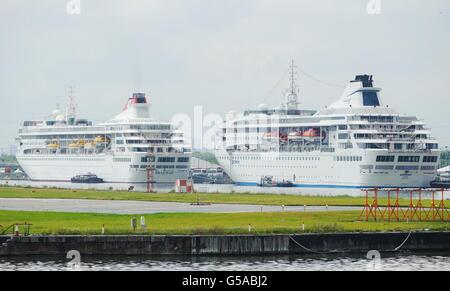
[1,210,450,235]
[0,186,448,208]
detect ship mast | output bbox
[67,86,77,125]
[285,60,299,110]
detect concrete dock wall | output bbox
[1,232,449,256]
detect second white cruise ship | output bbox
[214,64,440,191]
[16,93,191,184]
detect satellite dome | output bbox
[55,114,65,122]
[52,109,62,117]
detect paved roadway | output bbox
[0,198,361,214]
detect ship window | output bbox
[362,92,380,107]
[177,157,189,163]
[426,143,438,150]
[156,165,175,169]
[141,156,155,163]
[398,156,420,163]
[396,165,419,171]
[376,155,395,162]
[423,156,438,163]
[158,157,176,163]
[338,133,349,139]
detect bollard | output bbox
[131,218,137,232]
[140,216,147,231]
[302,222,305,232]
[248,224,252,233]
[304,205,307,212]
[326,204,329,211]
[282,205,285,212]
[101,224,105,235]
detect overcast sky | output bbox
[1,0,449,151]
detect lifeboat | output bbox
[69,140,85,148]
[94,136,106,143]
[47,142,59,149]
[302,128,320,138]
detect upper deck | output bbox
[218,75,439,154]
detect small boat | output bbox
[71,174,104,184]
[276,180,294,187]
[257,176,295,188]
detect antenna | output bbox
[290,59,296,95]
[67,86,77,125]
[285,59,299,110]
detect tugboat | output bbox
[71,174,104,184]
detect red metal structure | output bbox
[359,188,450,222]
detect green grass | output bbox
[0,186,448,209]
[1,210,450,235]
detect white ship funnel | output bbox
[328,75,383,109]
[112,93,151,121]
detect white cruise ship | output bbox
[214,64,440,192]
[16,93,191,184]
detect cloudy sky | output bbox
[1,0,449,151]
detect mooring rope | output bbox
[392,231,413,251]
[288,235,338,254]
[289,231,413,255]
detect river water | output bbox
[0,252,449,271]
[1,180,450,198]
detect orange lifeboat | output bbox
[302,128,320,138]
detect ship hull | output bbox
[17,153,190,184]
[215,149,438,194]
